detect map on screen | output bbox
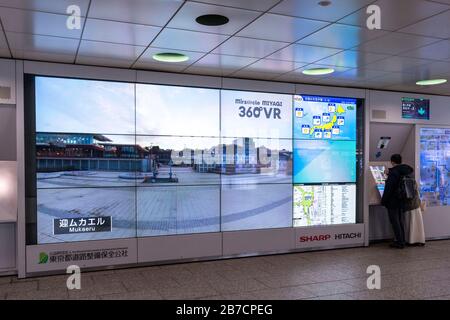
[420,128,450,207]
[293,184,356,227]
[294,95,357,141]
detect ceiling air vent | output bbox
[372,109,386,120]
[0,86,11,100]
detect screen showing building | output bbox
[220,90,293,231]
[420,128,450,207]
[293,95,357,227]
[402,97,430,120]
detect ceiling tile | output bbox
[135,60,190,73]
[242,59,306,74]
[135,46,205,72]
[88,0,184,26]
[400,40,450,61]
[231,70,281,80]
[313,78,360,88]
[237,13,329,43]
[285,64,352,82]
[190,0,280,11]
[399,10,450,39]
[0,48,10,57]
[6,32,79,55]
[167,2,260,35]
[401,61,450,80]
[368,72,419,87]
[364,56,432,73]
[152,28,229,53]
[0,7,84,39]
[78,40,146,60]
[11,50,75,62]
[274,71,322,84]
[83,19,161,46]
[188,54,258,72]
[270,0,374,22]
[339,0,449,31]
[331,68,391,81]
[355,32,439,55]
[212,36,288,58]
[185,66,233,76]
[186,54,257,76]
[0,0,90,15]
[76,56,134,68]
[298,23,388,50]
[316,50,389,68]
[266,44,341,63]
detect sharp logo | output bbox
[299,234,331,242]
[299,232,362,242]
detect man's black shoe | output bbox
[390,242,405,249]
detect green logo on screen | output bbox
[39,252,49,264]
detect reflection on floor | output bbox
[2,240,450,300]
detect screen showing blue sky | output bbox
[36,76,135,135]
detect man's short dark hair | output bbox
[391,154,402,165]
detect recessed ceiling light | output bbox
[152,52,189,63]
[318,1,332,7]
[416,79,447,86]
[302,68,335,76]
[196,14,229,26]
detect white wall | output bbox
[369,90,450,125]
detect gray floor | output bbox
[2,240,450,300]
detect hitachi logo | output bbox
[299,234,331,242]
[335,232,362,240]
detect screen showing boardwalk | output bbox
[34,77,294,244]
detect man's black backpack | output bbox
[398,174,417,200]
[398,174,421,211]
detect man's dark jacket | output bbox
[381,164,414,210]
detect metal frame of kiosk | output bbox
[15,60,368,278]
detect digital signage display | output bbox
[294,95,357,141]
[221,90,293,139]
[136,84,220,137]
[36,77,135,135]
[293,184,356,227]
[402,97,430,120]
[28,76,361,244]
[293,140,356,184]
[420,128,450,207]
[293,95,357,227]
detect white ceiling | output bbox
[1,0,450,95]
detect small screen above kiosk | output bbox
[402,97,430,120]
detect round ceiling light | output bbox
[416,79,448,86]
[152,52,189,63]
[196,14,229,26]
[302,68,335,76]
[318,1,332,7]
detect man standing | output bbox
[381,154,414,249]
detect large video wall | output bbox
[27,76,360,244]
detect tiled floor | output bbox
[2,240,450,300]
